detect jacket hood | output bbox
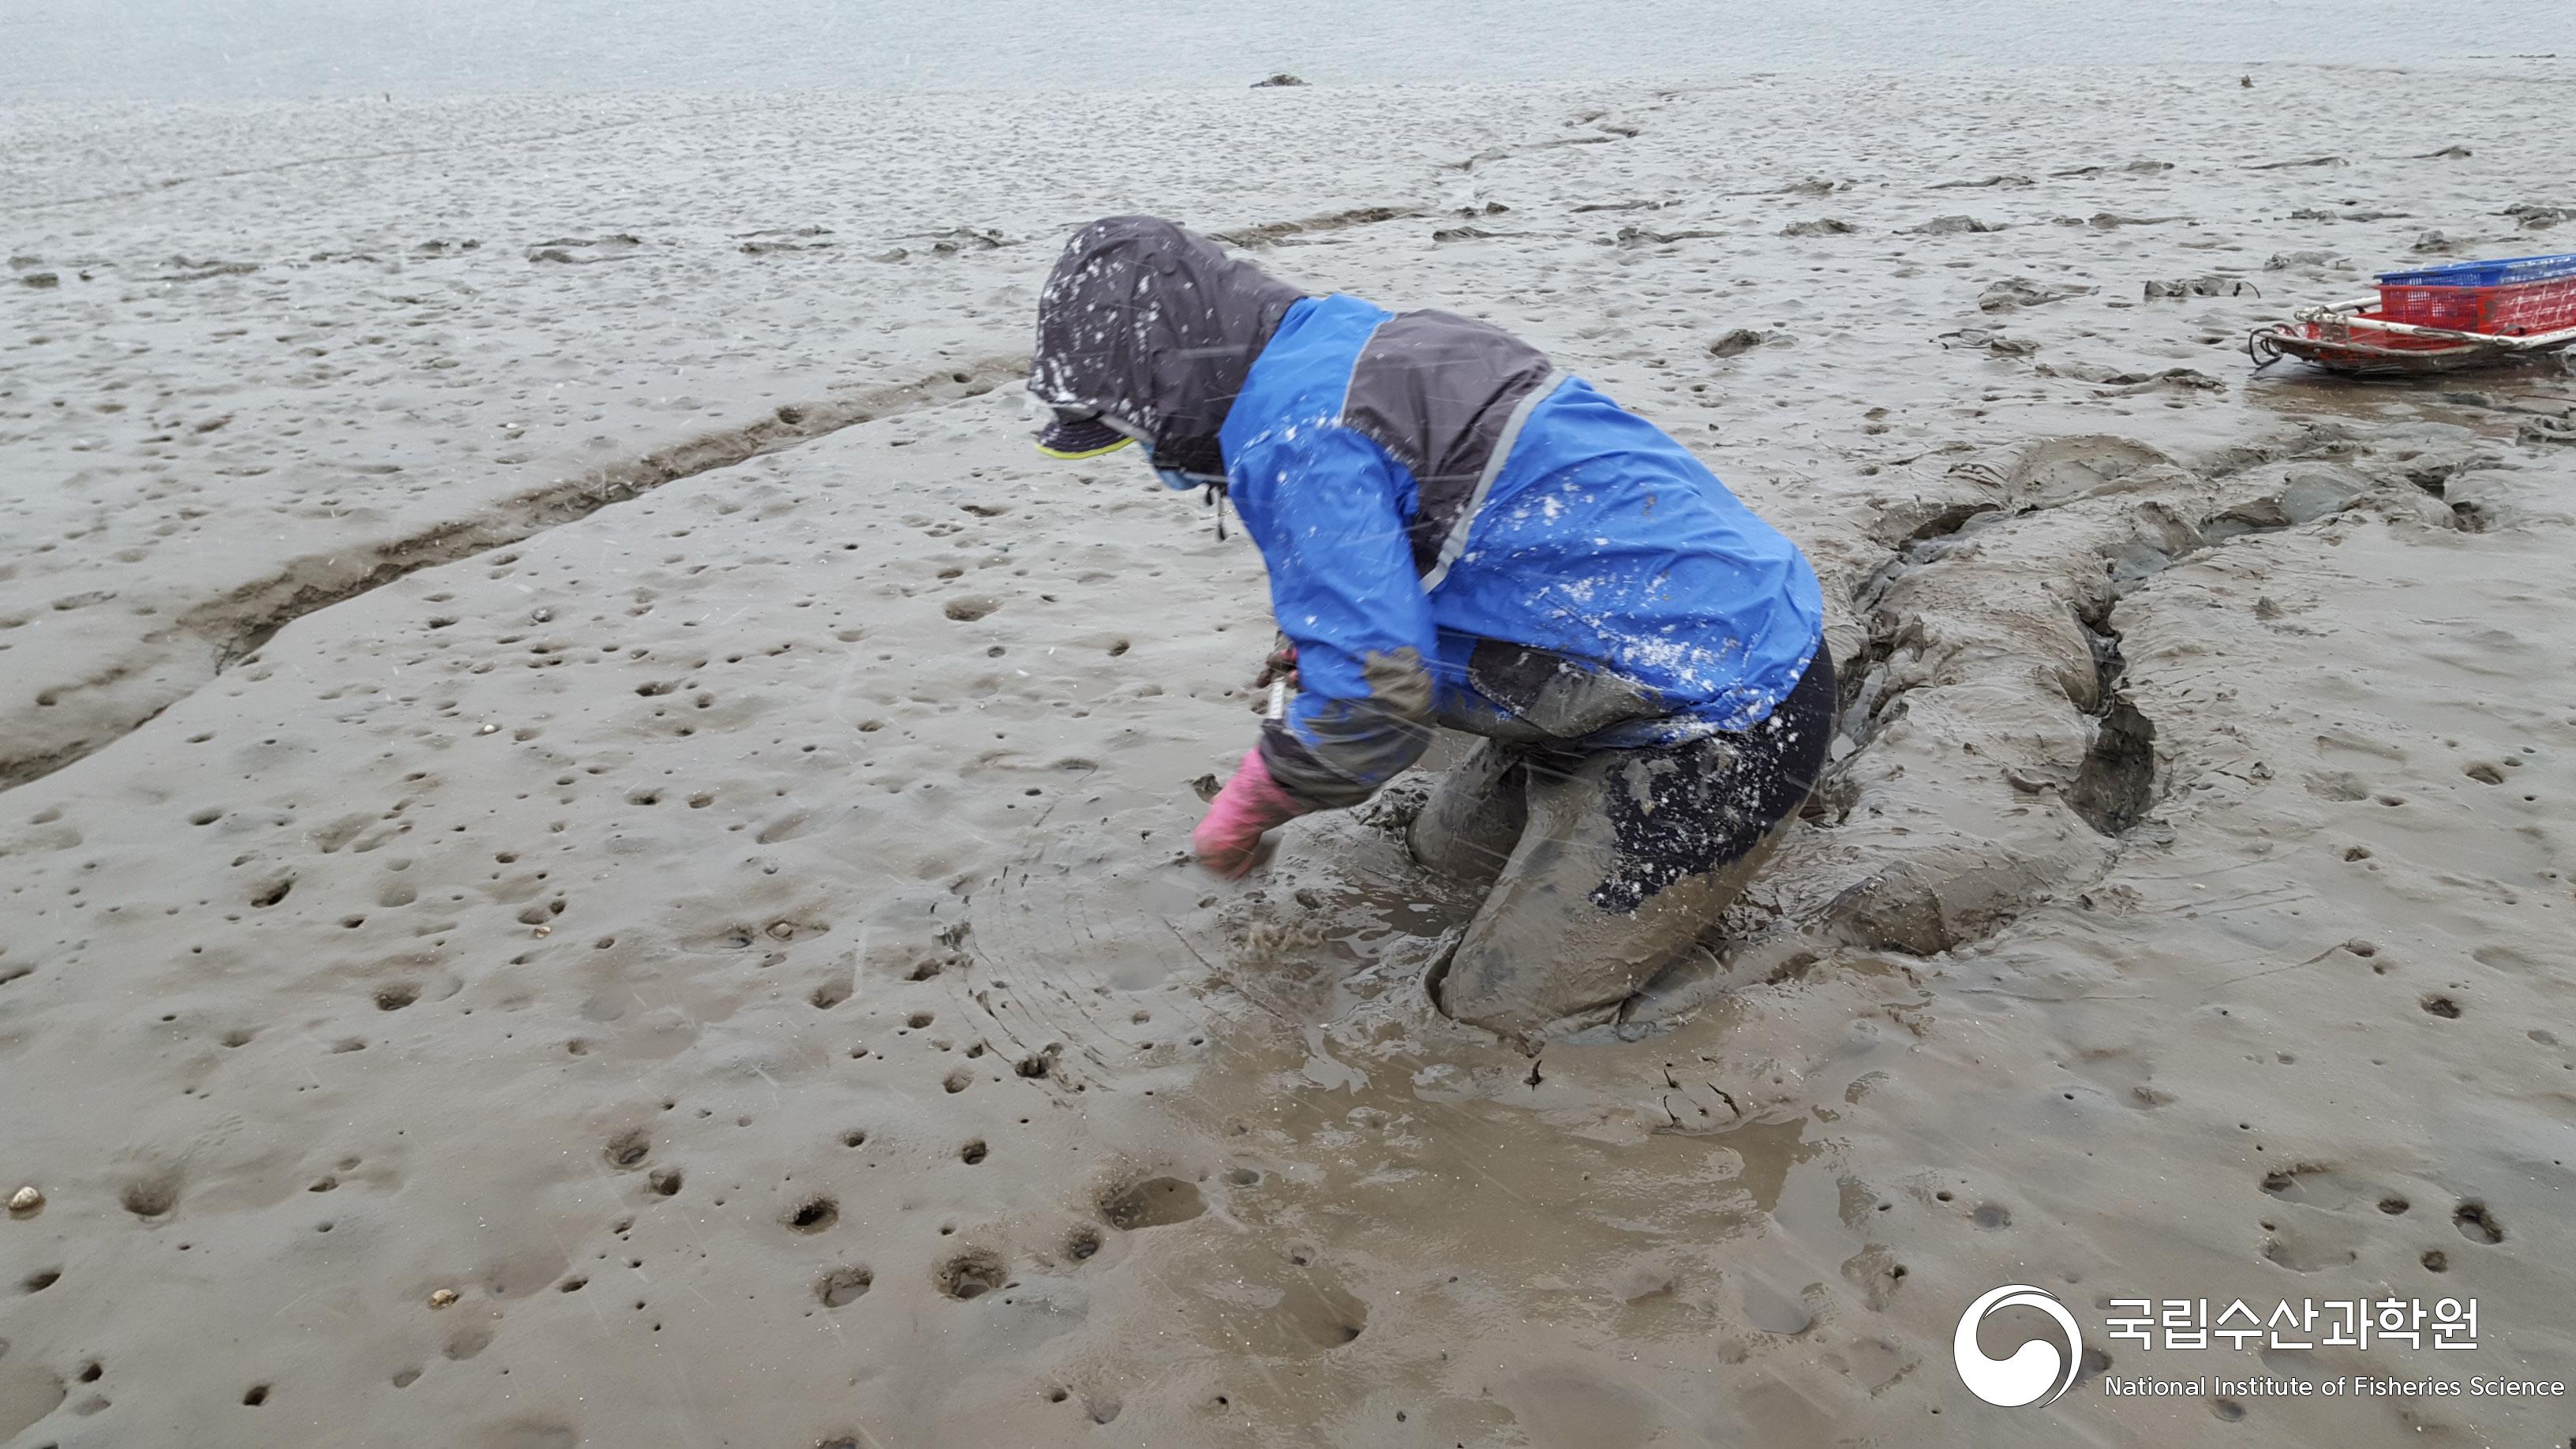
[1029,215,1307,480]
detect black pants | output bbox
[1410,646,1836,1034]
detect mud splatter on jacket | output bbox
[1030,218,1824,810]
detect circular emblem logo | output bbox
[1953,1284,2084,1407]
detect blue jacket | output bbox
[1024,217,1822,810]
[1222,293,1824,807]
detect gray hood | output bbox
[1029,215,1307,480]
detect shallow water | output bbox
[8,0,2574,99]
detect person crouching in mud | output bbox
[1028,215,1832,1037]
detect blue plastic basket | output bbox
[2375,252,2576,289]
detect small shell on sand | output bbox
[7,1185,41,1214]
[429,1288,459,1309]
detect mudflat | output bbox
[2,62,2571,1447]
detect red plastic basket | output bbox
[2376,275,2576,335]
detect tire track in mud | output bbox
[1634,420,2515,1020]
[0,356,1025,793]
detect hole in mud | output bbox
[1102,1177,1206,1231]
[840,1129,867,1148]
[959,1140,988,1166]
[647,1168,683,1197]
[936,1249,1005,1301]
[2421,995,2462,1020]
[242,1384,269,1406]
[2421,1249,2449,1272]
[784,1196,839,1234]
[2379,1196,2410,1215]
[24,1268,61,1293]
[1065,1227,1101,1262]
[816,1266,873,1307]
[2453,1202,2503,1244]
[374,983,419,1011]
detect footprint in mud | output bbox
[1101,1177,1206,1230]
[601,1130,650,1171]
[815,1266,873,1307]
[119,1166,183,1219]
[2257,1163,2394,1213]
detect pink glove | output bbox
[1191,747,1312,878]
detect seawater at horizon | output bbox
[4,0,2570,101]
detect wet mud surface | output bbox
[3,61,2574,1449]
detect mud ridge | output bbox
[1631,424,2491,1022]
[0,356,1025,793]
[1668,421,2512,1005]
[1211,206,1429,248]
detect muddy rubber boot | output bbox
[1405,739,1527,885]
